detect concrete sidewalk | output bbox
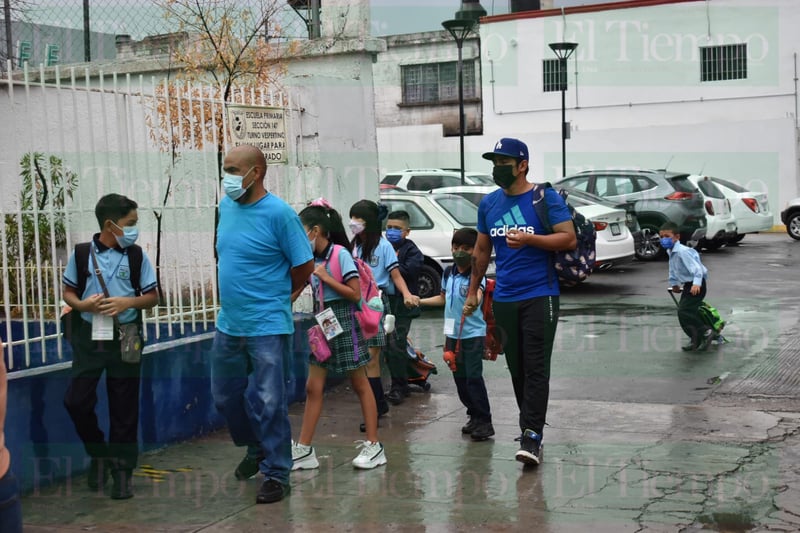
[20,366,800,532]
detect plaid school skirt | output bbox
[310,299,369,374]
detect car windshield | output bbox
[668,175,697,193]
[432,195,479,226]
[561,187,620,208]
[381,174,401,186]
[711,177,748,193]
[695,178,725,199]
[468,174,495,186]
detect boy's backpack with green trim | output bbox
[699,302,725,334]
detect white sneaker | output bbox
[351,441,387,470]
[291,441,319,471]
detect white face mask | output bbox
[349,220,365,235]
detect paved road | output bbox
[410,232,799,408]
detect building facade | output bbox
[374,0,800,224]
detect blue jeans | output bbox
[211,332,293,484]
[0,468,22,533]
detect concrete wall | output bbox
[375,0,800,222]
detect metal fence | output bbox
[0,61,293,370]
[0,0,310,71]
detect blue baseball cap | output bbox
[482,137,529,161]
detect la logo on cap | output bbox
[495,140,502,150]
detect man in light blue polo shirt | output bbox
[62,193,159,500]
[213,144,314,504]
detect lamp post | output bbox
[443,19,476,185]
[548,41,578,178]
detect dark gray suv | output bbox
[556,169,707,260]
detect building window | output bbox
[700,44,747,81]
[401,61,476,105]
[543,58,567,92]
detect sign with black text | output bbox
[226,104,288,164]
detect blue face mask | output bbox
[111,221,139,249]
[660,237,675,250]
[386,228,404,244]
[222,167,254,201]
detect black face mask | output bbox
[492,165,516,189]
[452,250,472,268]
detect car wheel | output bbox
[787,212,800,241]
[700,238,723,251]
[635,224,666,261]
[727,233,745,245]
[417,264,442,299]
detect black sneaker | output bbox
[696,330,714,352]
[681,341,698,351]
[234,453,264,480]
[515,429,542,466]
[256,478,290,504]
[461,418,479,435]
[87,458,110,490]
[470,422,495,441]
[386,388,407,406]
[110,469,133,500]
[360,403,389,433]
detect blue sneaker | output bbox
[515,429,542,466]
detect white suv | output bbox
[381,168,494,191]
[379,189,495,298]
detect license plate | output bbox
[610,223,621,236]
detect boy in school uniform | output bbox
[384,210,423,405]
[659,222,713,351]
[418,228,494,440]
[62,193,159,499]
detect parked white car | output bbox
[379,190,495,298]
[381,168,494,191]
[781,197,800,240]
[709,177,773,242]
[433,185,636,271]
[687,175,737,250]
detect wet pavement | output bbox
[20,233,800,532]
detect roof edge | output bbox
[481,0,701,24]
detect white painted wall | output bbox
[376,0,800,223]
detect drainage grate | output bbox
[728,336,800,397]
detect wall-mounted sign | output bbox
[226,104,288,164]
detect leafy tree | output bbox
[1,152,77,317]
[146,1,297,293]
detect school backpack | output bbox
[61,242,143,347]
[699,301,725,334]
[532,182,597,285]
[482,277,503,361]
[328,245,382,340]
[443,266,502,360]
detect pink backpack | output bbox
[328,245,383,340]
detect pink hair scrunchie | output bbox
[309,197,333,209]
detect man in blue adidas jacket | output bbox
[464,138,576,468]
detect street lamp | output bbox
[548,41,578,178]
[443,18,476,185]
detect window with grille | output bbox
[700,44,747,81]
[401,61,476,105]
[543,58,567,92]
